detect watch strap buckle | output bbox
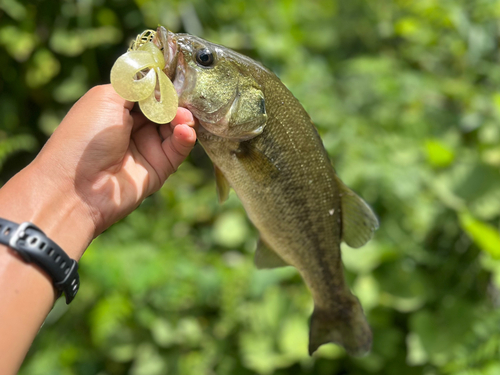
[8,222,42,262]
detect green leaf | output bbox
[213,211,250,248]
[0,0,26,20]
[0,134,37,171]
[53,66,88,103]
[129,343,167,375]
[459,212,500,258]
[25,49,60,88]
[425,139,455,168]
[89,293,132,346]
[278,315,309,360]
[0,25,37,61]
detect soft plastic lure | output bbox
[110,30,178,124]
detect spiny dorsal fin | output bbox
[214,165,230,203]
[335,175,379,248]
[254,238,289,269]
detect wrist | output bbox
[0,161,97,260]
[0,163,89,372]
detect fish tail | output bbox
[308,294,372,356]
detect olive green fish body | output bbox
[157,27,378,356]
[198,75,372,356]
[199,75,340,282]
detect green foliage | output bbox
[460,212,500,258]
[1,0,500,374]
[0,134,37,171]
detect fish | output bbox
[154,26,379,356]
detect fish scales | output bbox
[200,74,353,325]
[156,27,378,356]
[203,77,344,290]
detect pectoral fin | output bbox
[335,175,379,248]
[214,165,230,203]
[254,238,289,269]
[233,141,279,180]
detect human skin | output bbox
[0,84,197,374]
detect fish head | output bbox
[155,26,268,141]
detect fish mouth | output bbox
[151,27,215,138]
[154,26,186,98]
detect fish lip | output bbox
[154,27,175,77]
[154,27,186,98]
[172,54,186,97]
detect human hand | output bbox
[39,84,196,235]
[1,84,196,259]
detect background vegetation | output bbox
[1,0,500,374]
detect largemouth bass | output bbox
[154,26,379,356]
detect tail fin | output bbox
[308,294,372,356]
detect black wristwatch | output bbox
[0,218,79,304]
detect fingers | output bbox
[159,107,195,140]
[161,124,196,175]
[131,123,169,190]
[131,107,196,194]
[171,107,195,127]
[158,106,196,175]
[131,112,155,133]
[134,106,195,136]
[158,123,173,141]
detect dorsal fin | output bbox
[335,175,379,248]
[254,238,289,269]
[214,165,230,203]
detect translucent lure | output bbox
[110,30,178,124]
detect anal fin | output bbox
[254,238,289,269]
[335,175,379,248]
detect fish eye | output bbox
[195,48,214,67]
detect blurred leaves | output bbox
[0,134,37,171]
[425,139,455,168]
[50,27,122,57]
[53,66,89,103]
[0,0,27,21]
[0,25,37,61]
[460,212,500,258]
[26,49,60,88]
[0,0,499,374]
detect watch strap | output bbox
[0,218,79,304]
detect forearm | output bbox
[0,161,95,374]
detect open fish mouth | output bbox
[153,26,185,97]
